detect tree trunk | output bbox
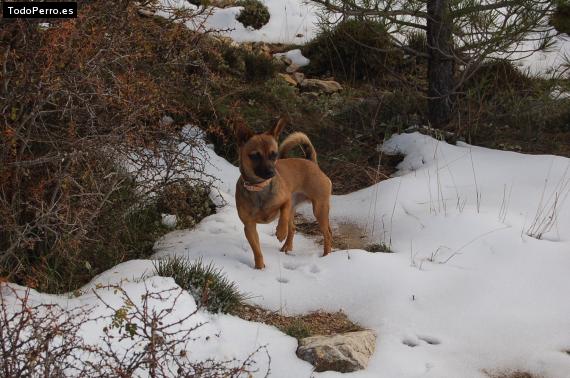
[427,0,454,128]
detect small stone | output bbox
[292,72,305,84]
[302,92,320,100]
[159,115,174,127]
[278,73,298,86]
[300,79,343,93]
[286,63,300,73]
[296,330,376,373]
[273,54,293,67]
[137,8,155,17]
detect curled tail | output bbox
[279,132,318,165]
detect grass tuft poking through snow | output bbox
[154,257,245,313]
[364,242,393,253]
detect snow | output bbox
[162,213,178,228]
[159,0,319,44]
[159,0,569,74]
[4,130,570,377]
[273,49,310,66]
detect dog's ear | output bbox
[267,117,287,140]
[234,120,254,146]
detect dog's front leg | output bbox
[244,222,265,269]
[276,199,291,242]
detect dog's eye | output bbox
[269,152,278,161]
[249,152,261,161]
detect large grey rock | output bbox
[300,79,343,93]
[296,330,376,372]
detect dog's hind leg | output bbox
[244,222,265,269]
[312,200,332,256]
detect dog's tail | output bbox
[279,132,318,165]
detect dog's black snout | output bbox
[261,170,275,179]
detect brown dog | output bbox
[234,118,332,269]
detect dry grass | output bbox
[296,216,390,252]
[484,370,542,378]
[321,151,404,195]
[296,216,367,250]
[232,304,362,339]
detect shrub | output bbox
[406,31,428,56]
[156,183,216,229]
[302,19,402,82]
[365,242,392,253]
[0,1,216,292]
[551,1,570,34]
[462,59,536,98]
[154,257,245,313]
[236,0,270,30]
[244,52,276,82]
[283,319,311,339]
[0,284,268,377]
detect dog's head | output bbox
[234,117,287,183]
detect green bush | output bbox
[154,257,245,313]
[236,0,270,30]
[302,19,402,82]
[462,59,536,98]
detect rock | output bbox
[274,49,310,67]
[159,115,174,127]
[286,63,300,73]
[274,55,292,66]
[278,73,298,86]
[137,8,155,17]
[297,330,376,372]
[302,92,320,100]
[161,214,177,228]
[292,72,305,84]
[300,79,343,93]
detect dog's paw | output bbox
[275,226,287,242]
[280,243,293,253]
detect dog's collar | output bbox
[242,177,272,192]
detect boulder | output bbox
[300,79,343,93]
[278,73,298,86]
[286,63,300,73]
[296,330,376,373]
[274,55,293,66]
[292,72,305,84]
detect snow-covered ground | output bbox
[3,131,570,377]
[160,0,570,75]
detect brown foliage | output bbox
[0,1,216,291]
